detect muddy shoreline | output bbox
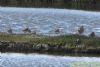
[0,41,100,55]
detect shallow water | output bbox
[0,7,100,36]
[0,53,100,67]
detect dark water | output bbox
[0,53,100,67]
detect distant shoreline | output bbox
[0,0,100,11]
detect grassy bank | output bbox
[0,33,100,54]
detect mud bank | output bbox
[0,41,100,54]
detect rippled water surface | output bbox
[0,53,100,67]
[0,7,100,36]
